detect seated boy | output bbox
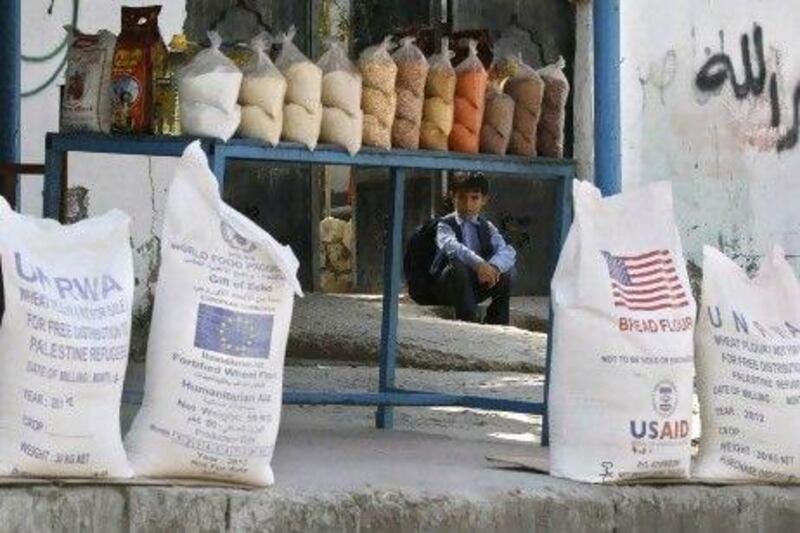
[431,172,517,324]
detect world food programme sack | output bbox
[125,142,302,486]
[694,246,800,482]
[0,198,134,478]
[549,181,696,483]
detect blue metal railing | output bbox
[43,131,575,446]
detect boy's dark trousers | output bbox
[433,259,514,325]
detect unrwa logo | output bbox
[220,221,256,253]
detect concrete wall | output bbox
[621,0,800,274]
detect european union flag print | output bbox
[194,304,273,358]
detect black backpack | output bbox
[404,217,458,305]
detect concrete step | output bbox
[402,295,550,333]
[287,294,548,373]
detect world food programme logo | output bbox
[652,380,678,418]
[221,220,256,253]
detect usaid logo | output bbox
[221,221,256,253]
[652,380,678,418]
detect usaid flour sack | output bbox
[549,181,696,483]
[0,198,133,478]
[694,246,800,482]
[125,142,302,486]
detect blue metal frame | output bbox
[594,0,621,196]
[42,132,576,445]
[42,132,215,219]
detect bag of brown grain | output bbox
[505,54,545,157]
[479,84,515,155]
[391,37,429,150]
[537,56,570,158]
[449,40,487,154]
[359,36,397,149]
[420,38,456,151]
[111,6,166,133]
[318,38,363,155]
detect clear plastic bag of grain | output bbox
[318,37,363,155]
[537,56,570,158]
[480,83,515,155]
[420,38,456,151]
[239,32,287,146]
[449,39,487,153]
[276,25,323,150]
[505,54,545,157]
[359,36,397,149]
[391,37,429,149]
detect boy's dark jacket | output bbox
[404,213,493,305]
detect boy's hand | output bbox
[476,262,500,287]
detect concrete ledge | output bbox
[2,425,799,532]
[288,294,548,372]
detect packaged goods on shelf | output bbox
[178,31,242,141]
[111,6,166,134]
[537,57,570,158]
[359,36,397,149]
[449,40,487,154]
[238,32,287,146]
[181,101,241,141]
[479,84,515,155]
[505,56,545,156]
[318,38,363,155]
[125,142,302,487]
[276,26,323,150]
[153,34,197,136]
[391,37,429,149]
[60,27,117,134]
[420,38,456,151]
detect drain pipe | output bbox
[0,0,21,169]
[593,0,621,196]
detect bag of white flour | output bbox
[694,245,800,482]
[549,181,696,483]
[125,142,302,486]
[0,198,133,478]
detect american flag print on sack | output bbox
[193,303,273,358]
[601,250,689,311]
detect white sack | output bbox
[694,245,800,482]
[125,142,302,487]
[549,181,696,483]
[0,198,134,478]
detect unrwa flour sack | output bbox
[125,142,302,486]
[0,198,133,478]
[694,246,800,482]
[549,181,696,483]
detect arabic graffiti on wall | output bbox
[695,23,800,152]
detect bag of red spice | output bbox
[111,6,166,133]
